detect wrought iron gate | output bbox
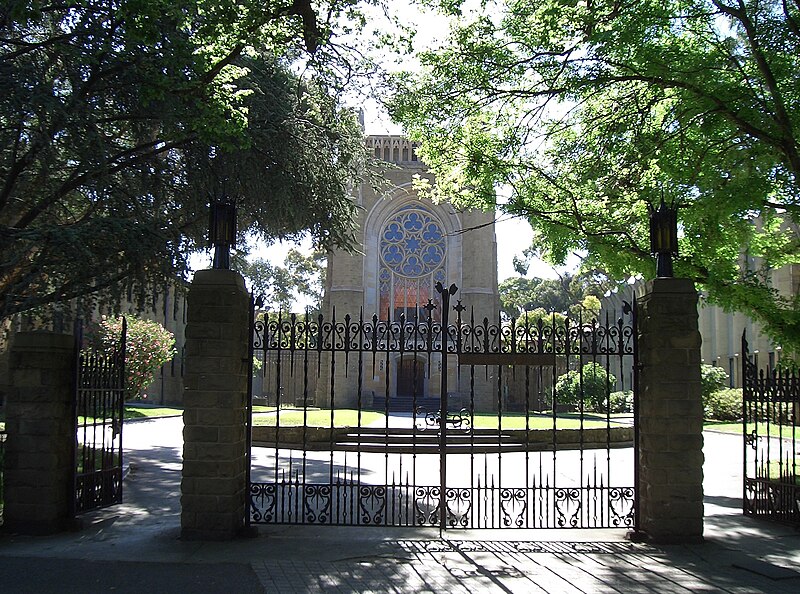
[73,319,127,514]
[742,332,800,525]
[248,284,637,530]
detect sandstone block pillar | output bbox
[5,333,76,534]
[181,269,250,540]
[636,278,704,543]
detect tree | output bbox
[237,249,326,312]
[1,0,379,321]
[90,315,175,401]
[389,1,800,353]
[499,269,618,320]
[499,277,567,319]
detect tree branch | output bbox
[13,137,192,229]
[711,0,800,173]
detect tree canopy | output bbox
[389,0,800,352]
[1,0,379,320]
[237,248,325,313]
[498,267,614,320]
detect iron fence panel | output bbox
[742,332,800,526]
[248,286,637,530]
[74,319,126,514]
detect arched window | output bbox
[379,204,447,320]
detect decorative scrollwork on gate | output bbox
[303,484,333,524]
[359,485,387,525]
[608,487,635,527]
[555,488,582,527]
[250,483,277,523]
[500,488,528,528]
[415,486,440,525]
[446,488,472,527]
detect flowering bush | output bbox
[94,316,175,401]
[704,388,742,422]
[701,364,729,400]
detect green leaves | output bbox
[390,0,800,353]
[237,249,326,313]
[89,315,176,401]
[1,1,375,320]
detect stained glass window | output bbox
[379,205,447,320]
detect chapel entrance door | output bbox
[397,357,425,397]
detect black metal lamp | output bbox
[209,199,237,269]
[649,199,678,278]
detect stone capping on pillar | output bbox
[4,332,77,535]
[635,277,704,544]
[181,268,250,540]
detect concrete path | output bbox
[1,417,799,593]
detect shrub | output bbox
[701,364,729,400]
[555,363,617,412]
[609,390,634,414]
[704,388,742,422]
[91,316,175,401]
[252,356,263,377]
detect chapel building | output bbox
[318,135,500,410]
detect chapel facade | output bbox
[317,135,500,410]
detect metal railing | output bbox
[249,286,638,530]
[742,331,800,525]
[73,319,127,514]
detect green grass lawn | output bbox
[124,405,183,420]
[76,445,120,473]
[253,408,385,427]
[78,404,275,425]
[705,420,800,440]
[76,405,183,425]
[766,460,800,484]
[252,406,277,413]
[469,411,629,430]
[250,408,628,430]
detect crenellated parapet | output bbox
[366,135,423,165]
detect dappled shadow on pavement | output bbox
[253,536,800,593]
[2,420,800,593]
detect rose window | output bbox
[378,205,447,319]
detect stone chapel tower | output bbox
[319,135,500,410]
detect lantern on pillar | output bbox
[649,200,678,278]
[208,199,237,270]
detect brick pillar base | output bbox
[636,278,704,543]
[4,333,76,534]
[181,269,249,540]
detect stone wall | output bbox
[180,269,250,540]
[636,278,704,543]
[4,332,76,534]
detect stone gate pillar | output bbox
[636,278,704,543]
[181,269,250,540]
[4,332,76,534]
